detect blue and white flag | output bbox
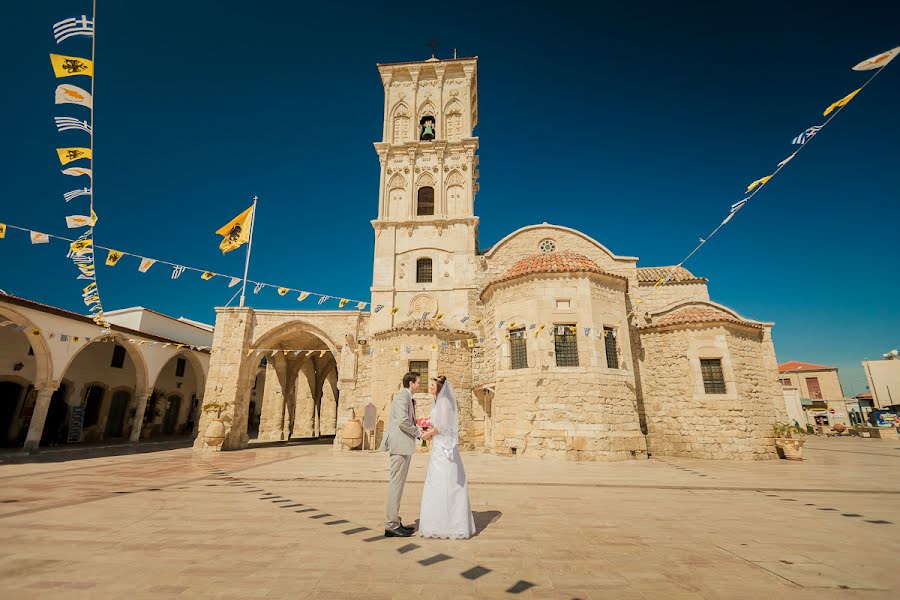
[253,283,264,294]
[63,187,91,202]
[792,125,822,145]
[54,116,92,134]
[53,15,94,44]
[730,198,748,213]
[171,265,186,279]
[318,295,329,305]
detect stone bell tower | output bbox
[369,56,480,332]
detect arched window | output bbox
[391,104,409,143]
[417,186,434,216]
[416,258,433,283]
[445,100,463,141]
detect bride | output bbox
[418,376,476,539]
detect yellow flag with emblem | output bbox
[216,205,254,254]
[0,223,5,238]
[50,53,94,78]
[106,249,123,266]
[57,147,91,165]
[201,271,215,280]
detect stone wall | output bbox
[639,323,778,460]
[635,282,710,315]
[491,370,647,461]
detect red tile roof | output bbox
[636,265,706,284]
[778,361,837,373]
[494,252,625,285]
[643,304,762,330]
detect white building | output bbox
[0,294,211,453]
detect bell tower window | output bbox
[416,186,435,216]
[420,116,436,141]
[416,258,433,283]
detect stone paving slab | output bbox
[0,436,898,599]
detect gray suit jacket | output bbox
[380,388,419,456]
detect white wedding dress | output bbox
[418,380,476,539]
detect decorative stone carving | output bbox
[409,294,437,317]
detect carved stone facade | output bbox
[199,56,783,460]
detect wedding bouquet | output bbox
[416,417,432,446]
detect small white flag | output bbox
[53,15,94,44]
[65,214,94,228]
[228,277,240,288]
[852,47,900,71]
[62,167,92,178]
[30,231,49,244]
[777,151,798,169]
[55,84,92,108]
[63,187,91,202]
[730,199,748,213]
[171,265,186,279]
[138,258,156,273]
[54,116,92,134]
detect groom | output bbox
[381,371,423,537]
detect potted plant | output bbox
[774,422,806,460]
[201,402,232,448]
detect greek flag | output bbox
[63,187,91,202]
[54,116,92,134]
[253,283,264,294]
[792,125,822,145]
[171,265,186,279]
[53,15,94,44]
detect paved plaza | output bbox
[1,437,898,599]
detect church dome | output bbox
[494,251,621,285]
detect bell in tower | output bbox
[420,115,436,141]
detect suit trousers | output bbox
[385,453,413,528]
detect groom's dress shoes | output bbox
[384,525,413,537]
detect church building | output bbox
[195,55,785,461]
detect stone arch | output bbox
[416,172,435,187]
[150,351,206,432]
[445,170,466,216]
[391,102,410,144]
[387,174,407,220]
[0,305,53,388]
[419,100,436,117]
[444,98,463,140]
[56,334,149,397]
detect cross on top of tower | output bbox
[426,39,439,59]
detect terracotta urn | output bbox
[341,419,363,450]
[204,418,227,448]
[775,437,805,460]
[833,423,846,434]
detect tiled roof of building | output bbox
[494,252,625,285]
[778,361,837,373]
[636,265,706,284]
[643,304,762,330]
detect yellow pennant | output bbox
[746,175,772,193]
[467,338,475,348]
[278,287,289,296]
[435,313,444,320]
[201,271,215,280]
[69,238,93,255]
[823,87,861,116]
[297,292,310,302]
[319,350,327,358]
[57,147,91,165]
[391,307,400,314]
[0,223,6,238]
[50,53,94,78]
[339,298,349,308]
[106,249,123,266]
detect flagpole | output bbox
[239,196,258,307]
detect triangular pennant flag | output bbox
[746,175,772,193]
[823,88,861,116]
[852,47,900,71]
[356,302,367,310]
[228,277,241,288]
[318,295,330,305]
[374,304,384,313]
[297,291,310,302]
[30,231,49,244]
[391,307,399,314]
[339,299,349,308]
[277,287,289,296]
[201,271,215,280]
[0,223,6,239]
[56,147,91,165]
[138,258,156,273]
[49,53,94,78]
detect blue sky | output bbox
[1,0,897,395]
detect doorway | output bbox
[163,395,181,434]
[0,382,24,446]
[105,391,130,438]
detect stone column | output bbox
[258,359,287,441]
[193,307,255,451]
[292,361,316,438]
[129,393,152,443]
[23,386,58,454]
[320,374,338,436]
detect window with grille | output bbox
[417,186,434,216]
[175,357,186,378]
[408,360,428,376]
[700,359,726,394]
[554,325,579,367]
[110,344,126,369]
[806,377,822,399]
[603,327,618,369]
[416,258,433,283]
[509,328,527,369]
